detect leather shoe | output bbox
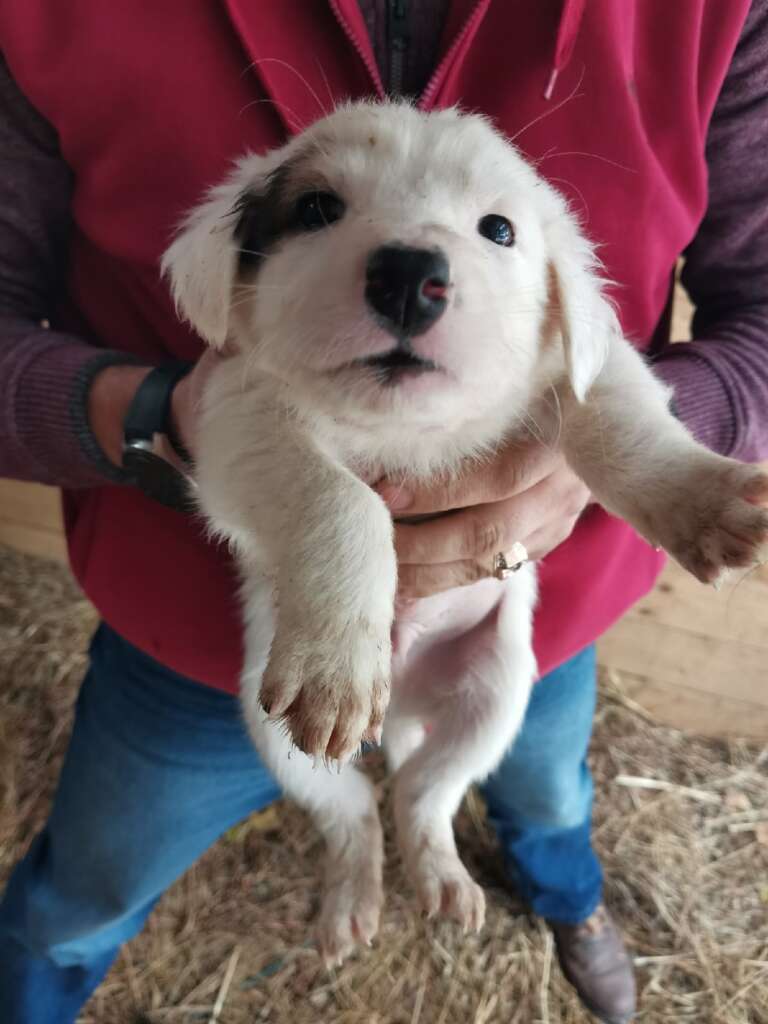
[549,904,636,1023]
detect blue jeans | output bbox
[0,624,602,1024]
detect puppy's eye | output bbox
[478,214,515,247]
[296,191,345,231]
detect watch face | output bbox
[123,448,195,512]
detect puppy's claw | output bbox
[711,571,729,592]
[363,724,384,747]
[743,473,768,504]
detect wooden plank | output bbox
[626,563,768,650]
[601,551,768,736]
[671,280,693,342]
[0,479,65,561]
[607,669,768,741]
[0,479,63,532]
[0,521,68,563]
[599,612,766,707]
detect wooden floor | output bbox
[598,560,768,739]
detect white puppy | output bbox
[163,101,768,965]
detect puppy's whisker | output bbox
[314,58,336,113]
[453,304,546,319]
[531,144,561,170]
[228,287,289,311]
[237,95,307,134]
[540,149,637,175]
[532,387,564,449]
[546,386,564,448]
[545,175,590,223]
[522,414,549,445]
[236,247,270,259]
[248,57,330,118]
[235,280,299,295]
[509,65,586,144]
[504,409,548,446]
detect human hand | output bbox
[376,438,591,599]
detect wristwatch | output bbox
[122,362,196,511]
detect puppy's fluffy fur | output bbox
[163,101,768,964]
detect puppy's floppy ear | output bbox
[161,177,245,349]
[545,215,619,402]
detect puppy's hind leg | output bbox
[392,579,536,933]
[245,707,384,966]
[239,610,383,968]
[381,714,426,774]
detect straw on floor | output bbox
[1,544,766,1024]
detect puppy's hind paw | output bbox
[317,816,384,968]
[405,838,486,934]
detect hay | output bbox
[1,543,767,1024]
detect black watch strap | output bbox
[123,362,193,454]
[122,362,195,511]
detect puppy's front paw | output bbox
[636,458,768,585]
[259,616,391,762]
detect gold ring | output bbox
[492,543,528,580]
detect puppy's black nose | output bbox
[365,245,449,337]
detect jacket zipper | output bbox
[419,0,487,110]
[329,0,488,109]
[328,0,385,97]
[388,0,409,96]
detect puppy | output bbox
[163,100,768,965]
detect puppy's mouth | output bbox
[356,347,439,382]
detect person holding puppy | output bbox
[1,3,767,1023]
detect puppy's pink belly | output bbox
[391,578,505,688]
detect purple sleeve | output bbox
[0,56,139,487]
[653,0,768,463]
